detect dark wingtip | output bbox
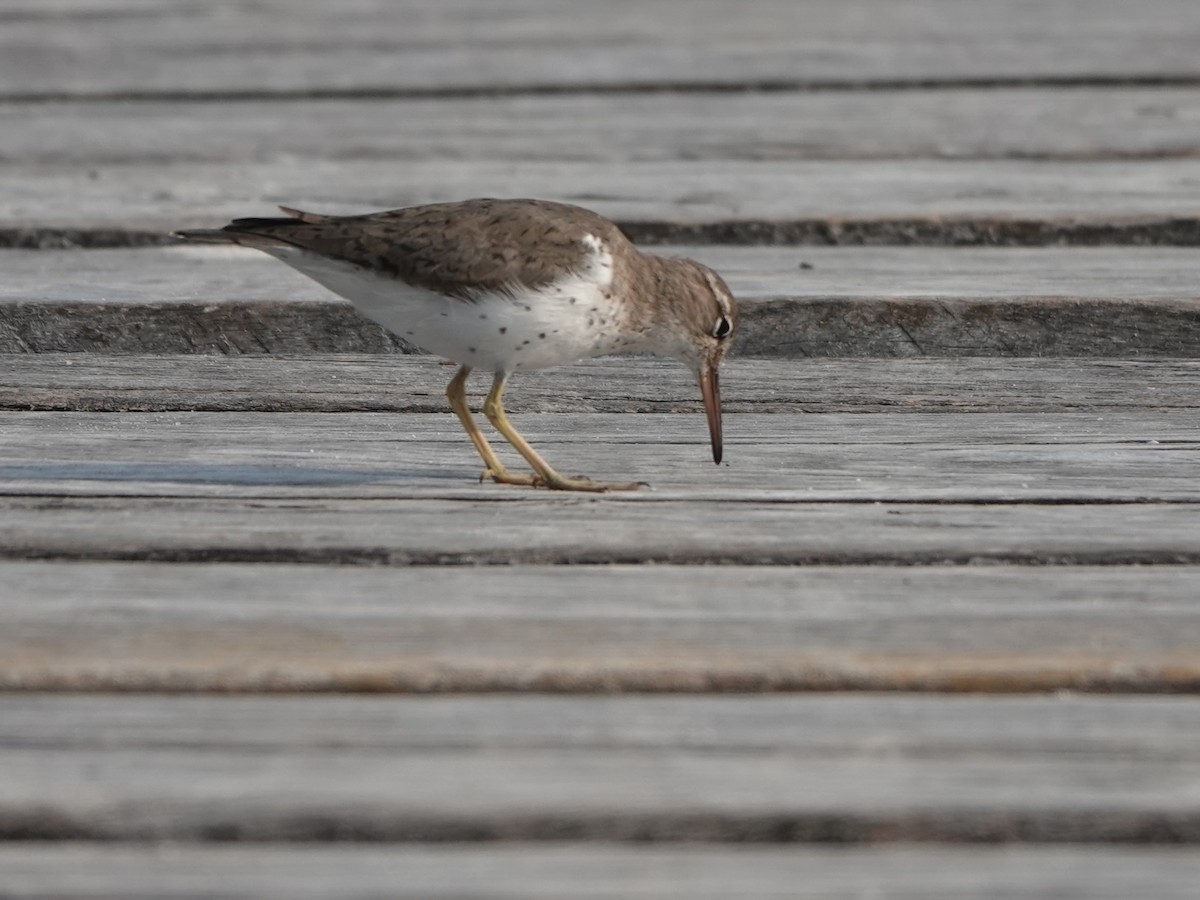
[226,216,300,230]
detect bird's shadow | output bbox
[0,462,464,486]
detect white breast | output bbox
[264,234,633,372]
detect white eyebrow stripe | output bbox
[703,270,734,318]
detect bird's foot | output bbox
[479,467,538,487]
[532,472,644,493]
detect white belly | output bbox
[267,247,633,372]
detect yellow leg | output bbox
[445,366,536,486]
[482,372,642,493]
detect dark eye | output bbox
[712,316,732,339]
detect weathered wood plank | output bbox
[6,247,1200,356]
[4,562,1199,692]
[8,89,1200,164]
[7,159,1200,234]
[5,0,1200,96]
[1,494,1199,566]
[9,246,1200,303]
[4,356,1198,414]
[1,694,1199,841]
[8,693,1200,753]
[11,295,1200,356]
[0,410,1196,501]
[3,844,1199,899]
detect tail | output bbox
[173,205,334,245]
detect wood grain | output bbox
[1,409,1198,501]
[1,562,1199,693]
[7,494,1198,567]
[5,356,1198,414]
[8,246,1200,303]
[9,158,1200,233]
[6,247,1200,356]
[3,844,1199,899]
[8,89,1200,164]
[1,694,1198,841]
[5,0,1200,96]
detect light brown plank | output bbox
[2,560,1200,693]
[7,89,1200,164]
[3,844,1199,899]
[0,410,1197,502]
[1,694,1199,840]
[5,0,1199,96]
[4,356,1198,414]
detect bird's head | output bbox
[651,257,738,465]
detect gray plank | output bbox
[1,694,1199,841]
[6,693,1200,754]
[3,561,1199,692]
[1,410,1197,502]
[2,846,1199,900]
[8,158,1200,233]
[9,89,1200,164]
[5,0,1200,96]
[5,356,1199,414]
[6,247,1200,356]
[6,495,1199,567]
[9,246,1200,303]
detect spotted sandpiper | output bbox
[175,198,737,492]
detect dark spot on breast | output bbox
[499,327,507,334]
[522,305,532,312]
[479,313,487,320]
[539,332,546,339]
[521,340,530,346]
[569,297,577,304]
[468,346,476,353]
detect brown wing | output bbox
[193,198,628,299]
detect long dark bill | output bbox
[698,366,723,464]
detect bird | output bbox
[174,198,737,492]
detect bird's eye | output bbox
[712,316,732,339]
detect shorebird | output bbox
[175,198,737,492]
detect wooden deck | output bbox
[4,1,1200,896]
